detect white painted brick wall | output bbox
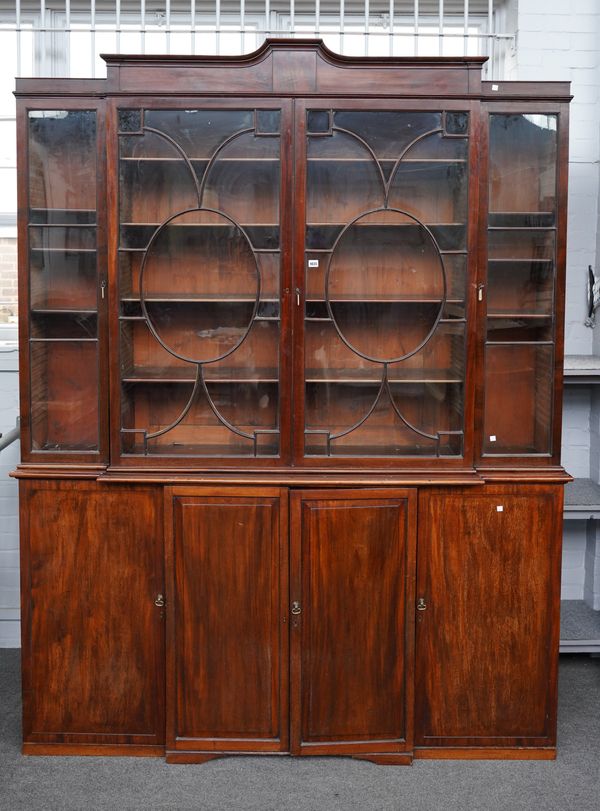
[516,0,600,613]
[562,388,591,478]
[515,0,600,359]
[584,527,600,609]
[562,523,587,600]
[0,325,19,648]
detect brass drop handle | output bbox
[417,597,427,611]
[291,600,302,615]
[154,593,165,608]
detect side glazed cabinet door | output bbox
[19,104,108,463]
[166,488,289,755]
[481,108,567,464]
[20,481,164,751]
[290,489,416,757]
[415,486,563,749]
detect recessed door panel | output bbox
[167,488,288,752]
[291,488,416,755]
[21,481,164,747]
[415,487,562,747]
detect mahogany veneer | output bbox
[14,40,571,765]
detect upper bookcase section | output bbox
[11,38,566,102]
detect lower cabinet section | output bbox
[290,489,416,760]
[20,480,165,754]
[415,486,563,753]
[18,479,564,762]
[166,488,289,755]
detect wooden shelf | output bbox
[120,156,279,162]
[306,297,461,304]
[29,337,98,343]
[306,377,462,385]
[124,444,279,457]
[123,376,279,385]
[488,258,553,265]
[486,340,553,346]
[31,308,97,316]
[122,367,279,385]
[121,222,279,228]
[30,248,96,254]
[121,156,464,165]
[28,222,96,228]
[306,221,464,228]
[306,157,467,164]
[30,207,95,213]
[304,444,459,457]
[487,312,551,319]
[122,295,277,304]
[305,368,462,384]
[488,226,555,231]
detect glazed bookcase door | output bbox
[481,108,566,462]
[20,104,107,461]
[115,103,290,463]
[297,103,473,463]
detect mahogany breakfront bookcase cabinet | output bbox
[14,40,571,764]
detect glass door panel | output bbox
[483,114,558,456]
[27,109,100,453]
[118,108,282,458]
[303,109,469,458]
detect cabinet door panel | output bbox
[167,488,288,752]
[20,481,164,748]
[291,489,416,755]
[415,487,562,747]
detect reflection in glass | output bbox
[487,260,553,316]
[118,107,282,457]
[489,114,557,215]
[29,110,97,211]
[30,341,99,451]
[484,113,558,457]
[304,109,469,457]
[27,109,99,454]
[333,111,442,158]
[30,251,97,310]
[484,344,553,454]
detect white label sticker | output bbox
[497,505,504,512]
[492,84,499,91]
[308,259,319,268]
[489,435,497,442]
